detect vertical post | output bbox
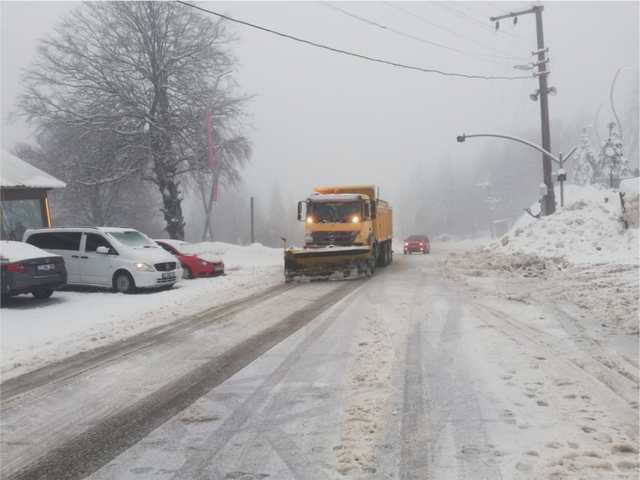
[534,6,555,215]
[558,153,564,208]
[607,122,615,188]
[250,196,255,244]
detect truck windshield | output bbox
[309,202,362,223]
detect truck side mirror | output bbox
[363,202,370,219]
[297,201,303,221]
[371,201,377,219]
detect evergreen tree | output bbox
[599,122,631,186]
[574,127,600,185]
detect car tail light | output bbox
[4,262,26,273]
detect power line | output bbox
[435,2,528,41]
[385,2,527,60]
[322,2,525,64]
[177,1,530,81]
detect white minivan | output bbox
[23,227,180,293]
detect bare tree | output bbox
[13,126,161,231]
[18,2,250,239]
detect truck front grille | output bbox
[311,231,358,246]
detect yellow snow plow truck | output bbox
[284,185,393,282]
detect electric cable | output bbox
[322,2,524,64]
[384,2,527,60]
[177,1,532,81]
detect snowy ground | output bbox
[0,242,283,380]
[1,192,638,479]
[2,247,638,480]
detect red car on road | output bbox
[154,239,224,279]
[403,235,430,254]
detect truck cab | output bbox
[299,193,374,248]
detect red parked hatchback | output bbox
[154,239,224,279]
[403,235,430,254]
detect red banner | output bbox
[212,180,219,202]
[207,110,216,170]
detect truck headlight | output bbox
[352,215,360,223]
[306,216,314,224]
[135,262,156,272]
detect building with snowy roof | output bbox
[1,149,66,240]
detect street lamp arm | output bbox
[564,146,578,162]
[458,133,562,165]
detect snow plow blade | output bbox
[284,247,372,282]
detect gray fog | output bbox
[2,1,638,242]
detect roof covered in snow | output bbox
[1,150,66,190]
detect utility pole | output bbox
[250,196,255,244]
[491,5,556,215]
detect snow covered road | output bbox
[2,248,638,479]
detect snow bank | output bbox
[179,241,283,269]
[1,242,283,380]
[491,184,638,265]
[0,241,60,262]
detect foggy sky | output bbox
[2,1,638,214]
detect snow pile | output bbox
[0,241,60,262]
[447,251,569,279]
[492,184,638,265]
[179,242,283,270]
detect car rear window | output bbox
[27,232,82,251]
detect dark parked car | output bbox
[1,241,67,300]
[403,235,430,254]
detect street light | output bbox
[455,132,573,216]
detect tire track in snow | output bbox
[6,281,363,480]
[435,297,500,479]
[169,280,362,480]
[476,302,639,409]
[1,284,292,402]
[398,280,501,479]
[399,322,429,480]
